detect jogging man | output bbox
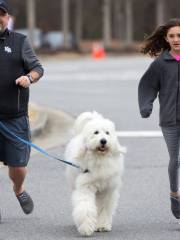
[0,0,44,221]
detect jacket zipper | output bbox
[17,88,20,112]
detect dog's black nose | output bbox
[100,138,107,145]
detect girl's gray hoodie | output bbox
[138,50,180,127]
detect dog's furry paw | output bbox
[96,225,112,232]
[78,222,96,236]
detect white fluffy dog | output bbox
[65,111,126,236]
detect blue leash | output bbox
[0,121,79,169]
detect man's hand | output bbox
[15,76,31,88]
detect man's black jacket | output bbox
[0,29,43,119]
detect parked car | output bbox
[16,29,74,50]
[42,31,73,50]
[16,28,42,49]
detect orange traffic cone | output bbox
[92,42,106,60]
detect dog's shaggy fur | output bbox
[65,111,126,236]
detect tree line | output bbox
[8,0,180,50]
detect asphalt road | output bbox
[1,55,180,240]
[30,55,159,131]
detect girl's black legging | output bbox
[162,126,180,193]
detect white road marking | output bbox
[43,71,142,82]
[117,131,162,138]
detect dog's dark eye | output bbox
[106,131,110,135]
[94,131,99,134]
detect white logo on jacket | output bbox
[4,46,12,53]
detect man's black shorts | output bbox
[0,116,31,167]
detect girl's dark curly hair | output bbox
[141,18,180,57]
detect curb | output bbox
[29,103,48,138]
[29,103,75,151]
